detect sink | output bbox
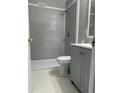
[71,43,92,49]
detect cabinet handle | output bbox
[67,32,70,37]
[80,52,82,54]
[80,52,85,55]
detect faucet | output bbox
[92,37,95,47]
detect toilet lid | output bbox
[57,56,71,61]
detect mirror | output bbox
[87,0,95,37]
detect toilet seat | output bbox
[57,56,71,64]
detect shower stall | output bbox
[28,0,79,70]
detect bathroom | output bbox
[28,0,95,93]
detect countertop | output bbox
[71,43,93,49]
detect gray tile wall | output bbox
[29,6,65,60]
[65,1,77,55]
[28,0,66,9]
[66,0,74,7]
[66,0,93,43]
[78,0,89,43]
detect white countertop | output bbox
[71,43,93,49]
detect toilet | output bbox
[57,56,71,77]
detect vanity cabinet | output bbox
[70,46,92,93]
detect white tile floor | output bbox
[32,68,80,93]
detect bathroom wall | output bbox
[78,0,94,43]
[29,2,65,60]
[66,0,74,7]
[89,0,95,36]
[78,0,89,43]
[66,0,93,43]
[65,0,77,55]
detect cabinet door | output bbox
[70,46,83,89]
[81,49,92,93]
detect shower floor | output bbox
[31,59,61,71]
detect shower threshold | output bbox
[31,59,60,71]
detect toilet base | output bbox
[59,66,69,77]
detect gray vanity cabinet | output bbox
[70,46,92,93]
